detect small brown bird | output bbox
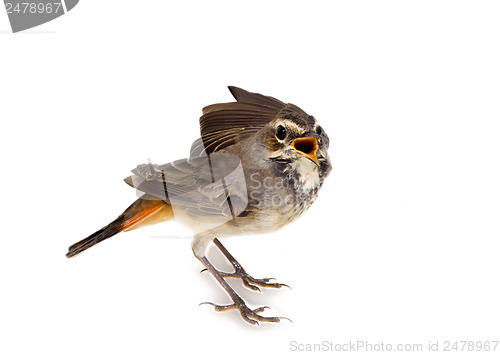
[66,87,332,325]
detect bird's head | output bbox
[261,105,330,170]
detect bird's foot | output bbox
[200,297,291,326]
[201,266,289,292]
[219,267,290,292]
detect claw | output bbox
[199,302,237,312]
[242,277,262,292]
[200,268,289,290]
[199,300,285,325]
[253,306,270,313]
[218,269,290,291]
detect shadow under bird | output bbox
[66,86,332,325]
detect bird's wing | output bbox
[124,153,249,219]
[192,86,286,157]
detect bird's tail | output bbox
[66,197,173,258]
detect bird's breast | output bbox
[241,163,321,228]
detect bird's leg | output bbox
[211,238,289,292]
[197,255,286,325]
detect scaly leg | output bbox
[209,238,289,292]
[197,255,288,325]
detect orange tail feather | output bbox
[66,198,173,258]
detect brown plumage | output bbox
[66,87,331,325]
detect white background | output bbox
[1,1,499,354]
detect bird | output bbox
[66,86,332,325]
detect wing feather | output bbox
[196,87,286,156]
[124,153,248,219]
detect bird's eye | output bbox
[316,126,323,135]
[276,125,287,140]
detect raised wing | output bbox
[193,86,286,157]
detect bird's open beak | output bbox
[291,136,320,166]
